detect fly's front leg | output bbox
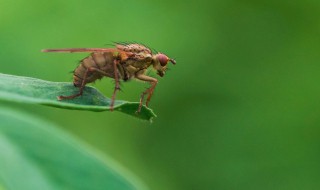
[110,59,121,111]
[135,73,158,113]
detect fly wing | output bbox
[42,48,116,53]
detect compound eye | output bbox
[158,54,169,66]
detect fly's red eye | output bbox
[158,54,169,66]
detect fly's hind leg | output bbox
[57,68,91,100]
[58,67,114,101]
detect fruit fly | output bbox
[42,43,176,113]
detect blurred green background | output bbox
[1,0,320,189]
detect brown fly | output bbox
[42,43,176,113]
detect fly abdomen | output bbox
[91,52,106,68]
[73,54,103,87]
[73,51,130,87]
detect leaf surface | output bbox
[0,73,156,121]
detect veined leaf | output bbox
[0,73,156,121]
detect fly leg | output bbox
[135,74,158,113]
[87,67,113,78]
[58,67,112,100]
[58,68,91,100]
[110,59,121,111]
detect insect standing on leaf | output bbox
[42,43,176,113]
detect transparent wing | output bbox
[42,48,115,53]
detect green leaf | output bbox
[0,73,156,121]
[0,108,147,190]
